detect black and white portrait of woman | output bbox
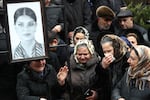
[7,1,46,62]
[0,0,3,8]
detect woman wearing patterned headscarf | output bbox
[69,26,90,54]
[112,45,150,100]
[64,39,101,100]
[96,34,129,100]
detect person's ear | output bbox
[52,39,58,45]
[49,39,58,46]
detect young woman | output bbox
[96,34,129,100]
[13,7,45,59]
[69,26,89,54]
[112,45,150,100]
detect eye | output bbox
[131,41,135,44]
[28,22,35,27]
[75,37,79,40]
[84,54,88,56]
[17,23,23,27]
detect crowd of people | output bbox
[0,0,150,100]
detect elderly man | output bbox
[116,9,149,42]
[90,6,116,56]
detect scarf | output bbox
[126,45,150,90]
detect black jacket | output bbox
[96,54,129,100]
[0,32,24,100]
[45,4,64,32]
[90,20,115,57]
[63,0,92,32]
[112,72,150,100]
[16,64,63,100]
[93,0,126,13]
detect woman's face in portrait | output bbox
[102,42,114,57]
[76,46,91,64]
[15,15,37,41]
[127,49,139,69]
[74,32,85,45]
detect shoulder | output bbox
[133,24,147,33]
[17,68,30,80]
[46,64,56,72]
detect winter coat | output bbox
[65,54,100,100]
[93,0,126,13]
[47,51,61,72]
[56,39,68,66]
[133,24,149,41]
[96,53,129,100]
[16,64,63,100]
[112,72,150,100]
[45,4,64,32]
[63,0,92,32]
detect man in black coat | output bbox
[116,9,149,42]
[90,6,116,57]
[0,30,24,100]
[63,0,92,42]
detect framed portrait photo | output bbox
[6,0,48,63]
[0,0,3,9]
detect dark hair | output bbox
[73,26,89,39]
[74,27,86,35]
[14,7,37,24]
[126,33,138,40]
[48,31,59,43]
[124,29,145,44]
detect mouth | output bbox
[23,33,31,36]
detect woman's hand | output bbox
[57,66,69,85]
[118,98,125,100]
[101,55,115,69]
[40,98,47,100]
[85,90,98,100]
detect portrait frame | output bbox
[6,0,48,63]
[0,0,3,9]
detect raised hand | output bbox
[57,66,69,85]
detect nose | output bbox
[80,55,85,59]
[120,21,124,25]
[127,58,130,63]
[40,59,46,64]
[107,20,112,25]
[22,25,29,32]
